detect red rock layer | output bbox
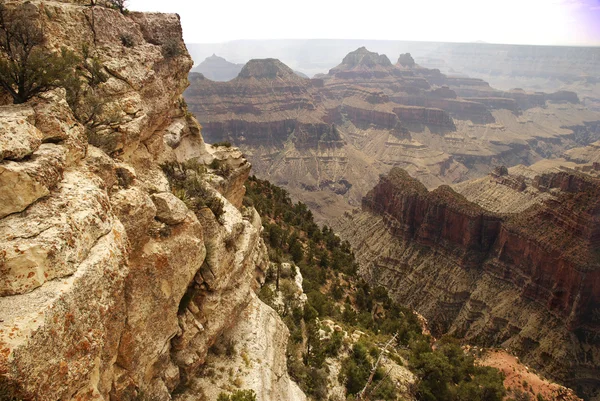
[363,167,600,331]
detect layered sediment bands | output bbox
[339,167,600,399]
[442,76,492,88]
[185,62,335,149]
[185,46,600,223]
[463,97,519,112]
[341,104,402,130]
[452,87,580,111]
[563,121,600,146]
[362,168,502,265]
[393,106,456,129]
[391,95,495,124]
[565,140,600,164]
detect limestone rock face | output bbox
[0,2,304,401]
[0,144,67,219]
[152,192,189,225]
[337,167,600,400]
[0,91,87,219]
[176,294,307,401]
[0,105,40,161]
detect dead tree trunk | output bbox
[357,333,397,400]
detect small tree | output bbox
[106,0,127,13]
[0,2,78,104]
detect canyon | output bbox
[186,40,600,94]
[336,149,600,400]
[185,47,600,222]
[0,2,598,401]
[185,45,600,399]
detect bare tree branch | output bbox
[357,333,398,401]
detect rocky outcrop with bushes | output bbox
[0,1,302,400]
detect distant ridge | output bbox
[192,54,244,81]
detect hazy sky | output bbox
[128,0,600,46]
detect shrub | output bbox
[120,33,134,47]
[0,3,79,104]
[217,390,256,401]
[0,377,25,401]
[160,161,225,219]
[162,37,182,59]
[324,330,344,357]
[209,159,233,178]
[105,0,128,14]
[258,285,275,308]
[339,343,371,395]
[410,337,505,401]
[212,141,232,148]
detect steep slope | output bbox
[336,166,600,400]
[185,47,600,223]
[0,2,302,400]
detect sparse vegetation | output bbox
[212,141,233,148]
[409,336,505,401]
[217,389,256,401]
[209,337,237,358]
[209,159,233,178]
[246,176,507,401]
[0,2,80,104]
[161,160,225,219]
[162,37,183,59]
[120,33,135,47]
[0,377,26,401]
[106,0,128,14]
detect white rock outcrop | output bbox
[0,2,305,401]
[177,293,307,401]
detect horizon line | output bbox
[185,38,600,48]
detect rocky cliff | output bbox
[185,47,600,223]
[0,2,303,400]
[337,166,600,400]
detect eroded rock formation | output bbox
[185,46,600,222]
[192,54,244,81]
[0,2,304,400]
[337,166,600,400]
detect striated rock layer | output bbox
[337,167,600,400]
[185,47,600,223]
[0,2,304,400]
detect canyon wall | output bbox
[185,47,600,223]
[0,2,303,400]
[338,167,600,400]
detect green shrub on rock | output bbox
[217,389,256,401]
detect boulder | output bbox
[0,144,68,218]
[151,192,189,225]
[0,105,41,161]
